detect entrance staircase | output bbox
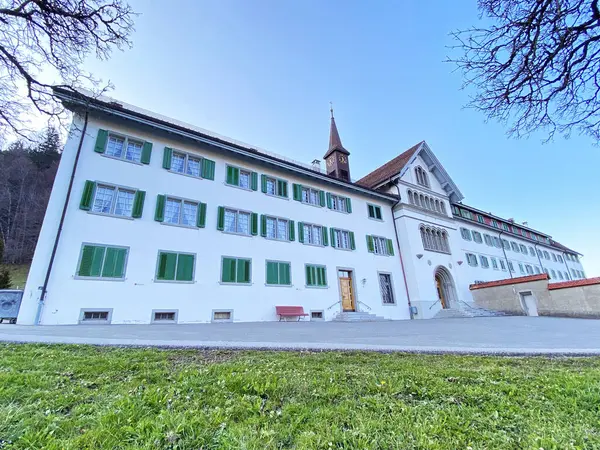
[433,304,507,319]
[332,311,390,322]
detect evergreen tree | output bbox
[0,269,11,289]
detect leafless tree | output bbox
[0,0,135,138]
[449,0,600,141]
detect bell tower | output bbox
[324,105,351,182]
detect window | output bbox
[472,231,483,244]
[550,269,556,279]
[537,249,543,258]
[563,271,569,280]
[518,263,525,274]
[221,257,251,284]
[226,165,257,190]
[331,229,355,250]
[571,269,577,278]
[492,219,499,228]
[263,216,289,241]
[477,214,485,224]
[80,181,145,219]
[460,228,472,241]
[502,239,510,250]
[293,184,325,206]
[368,204,383,220]
[557,255,564,263]
[534,266,541,274]
[491,257,498,270]
[261,175,288,198]
[224,208,251,235]
[168,150,205,178]
[153,311,176,322]
[558,271,564,280]
[367,236,394,256]
[461,209,473,220]
[484,234,494,246]
[493,237,501,248]
[415,166,429,187]
[480,255,489,268]
[328,193,351,213]
[531,234,538,241]
[306,264,327,287]
[266,261,291,286]
[164,197,200,227]
[466,253,478,266]
[76,244,128,279]
[213,310,233,322]
[101,132,146,163]
[420,226,450,253]
[508,261,514,272]
[525,265,533,275]
[310,311,324,320]
[511,242,519,252]
[543,251,550,260]
[519,244,527,254]
[156,251,195,282]
[552,253,557,262]
[379,273,395,304]
[529,247,535,257]
[82,310,110,321]
[502,223,510,232]
[452,205,460,215]
[544,268,549,275]
[499,259,507,271]
[511,226,519,234]
[300,223,326,246]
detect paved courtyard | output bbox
[1,316,600,355]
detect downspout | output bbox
[391,179,414,319]
[35,111,89,325]
[498,230,513,279]
[562,252,571,279]
[534,243,546,274]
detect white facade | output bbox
[18,92,587,325]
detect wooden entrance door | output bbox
[435,275,447,309]
[338,270,355,311]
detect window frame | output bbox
[265,260,292,287]
[466,253,478,267]
[264,215,289,241]
[302,223,325,246]
[102,132,145,165]
[225,164,253,190]
[519,244,527,254]
[301,186,322,206]
[90,182,138,219]
[415,166,430,188]
[264,175,288,199]
[472,231,483,244]
[169,149,204,179]
[499,259,507,271]
[460,227,472,241]
[480,255,489,269]
[331,228,353,250]
[162,195,201,228]
[79,308,113,324]
[75,243,129,281]
[372,235,391,256]
[491,257,499,270]
[305,264,328,288]
[220,256,252,285]
[151,309,179,324]
[223,207,253,236]
[378,271,396,305]
[154,250,196,283]
[367,203,383,221]
[329,193,349,213]
[510,242,520,252]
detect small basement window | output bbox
[154,312,176,322]
[310,310,324,321]
[212,310,233,322]
[83,311,108,321]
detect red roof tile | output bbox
[548,277,600,290]
[356,142,422,188]
[469,274,549,290]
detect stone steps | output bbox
[433,305,507,319]
[332,311,390,322]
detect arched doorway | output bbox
[434,266,456,309]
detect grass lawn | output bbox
[0,264,30,289]
[0,345,599,449]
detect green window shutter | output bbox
[319,190,326,207]
[346,198,352,213]
[94,129,108,153]
[78,245,102,276]
[367,235,375,253]
[368,204,375,218]
[102,247,126,278]
[260,215,267,237]
[279,262,291,285]
[79,180,95,211]
[326,192,332,209]
[298,222,304,243]
[197,202,207,228]
[330,228,336,248]
[278,180,288,198]
[318,267,327,286]
[176,254,195,281]
[350,232,356,250]
[237,259,251,283]
[251,213,258,236]
[217,206,225,231]
[261,175,267,193]
[266,261,279,285]
[251,172,258,191]
[221,257,236,283]
[162,147,173,170]
[154,195,166,222]
[306,265,313,286]
[288,220,295,241]
[387,239,395,256]
[141,142,153,164]
[132,190,146,218]
[322,226,328,246]
[226,166,240,185]
[293,183,302,201]
[157,252,177,280]
[201,158,216,180]
[376,207,382,220]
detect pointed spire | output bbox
[324,103,349,159]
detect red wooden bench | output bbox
[276,306,308,321]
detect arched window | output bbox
[413,192,420,206]
[440,202,447,215]
[407,190,414,204]
[415,166,430,188]
[425,196,431,210]
[420,224,450,254]
[419,194,425,207]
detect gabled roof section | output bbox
[323,115,349,159]
[356,142,422,188]
[357,141,464,203]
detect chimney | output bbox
[311,159,321,172]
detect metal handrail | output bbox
[428,298,441,310]
[326,300,341,310]
[357,300,372,311]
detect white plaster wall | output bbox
[19,114,410,325]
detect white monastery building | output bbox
[17,89,587,325]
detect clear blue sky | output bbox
[82,0,600,276]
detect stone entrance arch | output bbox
[434,266,457,309]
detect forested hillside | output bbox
[0,128,62,265]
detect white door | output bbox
[520,292,538,317]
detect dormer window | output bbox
[415,166,429,188]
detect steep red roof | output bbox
[550,240,581,255]
[548,277,600,290]
[469,274,549,290]
[356,141,422,188]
